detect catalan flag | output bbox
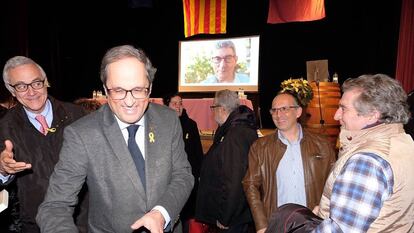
[267,0,325,24]
[183,0,227,38]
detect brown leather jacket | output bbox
[242,128,336,231]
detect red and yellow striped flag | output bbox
[183,0,227,38]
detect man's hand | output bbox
[257,228,267,233]
[0,140,32,176]
[131,209,165,233]
[216,220,229,230]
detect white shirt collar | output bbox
[114,114,145,130]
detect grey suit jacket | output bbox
[37,103,194,233]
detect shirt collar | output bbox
[114,114,146,131]
[278,123,303,145]
[25,98,52,120]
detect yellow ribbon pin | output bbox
[149,132,155,143]
[185,133,189,139]
[46,128,57,133]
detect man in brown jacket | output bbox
[242,92,336,233]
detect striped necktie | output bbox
[35,115,49,135]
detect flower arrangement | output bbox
[280,78,313,107]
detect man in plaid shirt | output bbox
[265,74,414,233]
[314,74,414,232]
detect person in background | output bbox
[74,97,103,114]
[0,68,21,233]
[37,45,194,233]
[163,93,203,233]
[195,89,257,233]
[242,92,336,233]
[0,56,87,233]
[202,40,249,84]
[404,90,414,139]
[0,80,19,232]
[0,83,16,118]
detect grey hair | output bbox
[214,89,240,113]
[215,40,237,55]
[100,45,157,86]
[342,73,410,124]
[3,56,48,93]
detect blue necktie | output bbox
[127,125,146,192]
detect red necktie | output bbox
[35,115,49,135]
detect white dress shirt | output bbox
[113,114,171,229]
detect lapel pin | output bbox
[149,132,155,143]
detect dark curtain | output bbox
[396,0,414,93]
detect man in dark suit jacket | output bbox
[0,56,87,233]
[37,45,194,233]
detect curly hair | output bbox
[342,74,410,124]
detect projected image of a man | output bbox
[203,41,249,83]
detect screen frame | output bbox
[178,35,260,92]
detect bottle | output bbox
[92,90,97,99]
[238,88,244,99]
[332,73,339,83]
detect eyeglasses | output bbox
[106,87,150,100]
[9,79,46,92]
[170,101,183,106]
[211,55,235,64]
[210,104,222,109]
[269,106,299,114]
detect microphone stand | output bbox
[315,80,325,133]
[257,106,263,129]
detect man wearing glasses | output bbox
[37,45,194,233]
[0,56,87,233]
[242,92,336,233]
[202,40,250,84]
[195,89,257,233]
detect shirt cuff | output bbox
[0,174,12,184]
[152,205,170,229]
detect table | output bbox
[150,98,253,131]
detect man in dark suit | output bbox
[0,56,87,233]
[37,45,194,233]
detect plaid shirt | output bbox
[313,152,394,233]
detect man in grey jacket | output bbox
[37,45,194,233]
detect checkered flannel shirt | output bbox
[312,152,393,233]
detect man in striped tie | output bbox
[0,56,87,233]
